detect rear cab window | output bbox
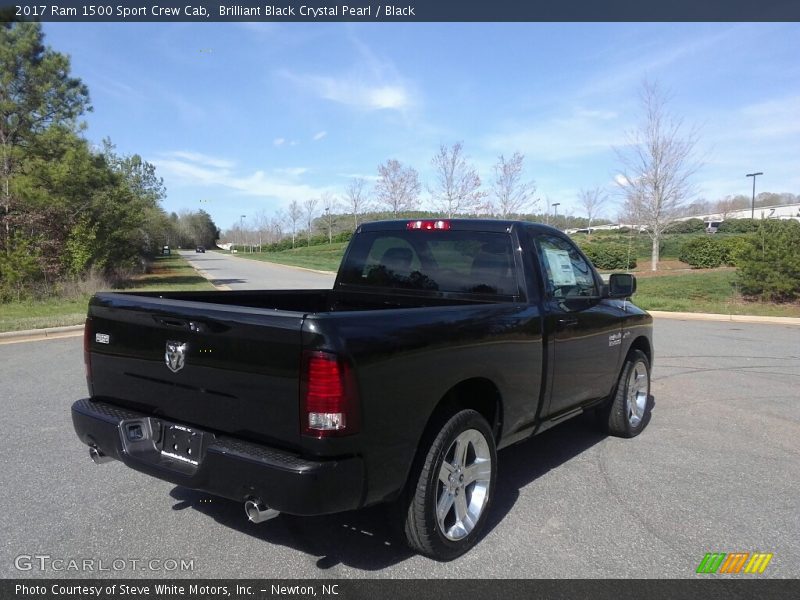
[338,229,521,299]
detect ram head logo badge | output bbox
[165,341,188,373]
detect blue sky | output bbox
[44,22,800,230]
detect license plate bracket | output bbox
[160,424,203,466]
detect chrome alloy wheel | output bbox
[626,360,649,427]
[436,429,492,541]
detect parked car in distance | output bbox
[73,219,653,560]
[196,246,206,253]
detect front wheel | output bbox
[400,409,497,560]
[599,349,651,438]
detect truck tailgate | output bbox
[86,293,305,450]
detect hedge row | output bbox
[578,241,637,271]
[678,234,755,268]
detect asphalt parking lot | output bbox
[1,318,798,579]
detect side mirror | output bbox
[608,273,637,298]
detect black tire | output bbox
[399,409,497,560]
[599,349,651,438]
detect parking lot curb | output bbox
[0,324,84,344]
[225,252,336,275]
[649,310,800,326]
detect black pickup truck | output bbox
[72,219,653,560]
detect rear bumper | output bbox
[71,399,365,516]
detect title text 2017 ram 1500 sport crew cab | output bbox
[73,219,653,560]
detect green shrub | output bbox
[659,235,692,260]
[579,242,637,271]
[664,218,706,234]
[717,219,760,234]
[333,230,354,243]
[736,220,800,302]
[718,235,754,267]
[678,236,725,268]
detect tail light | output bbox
[300,351,359,437]
[83,318,93,396]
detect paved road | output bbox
[179,250,335,290]
[2,319,798,579]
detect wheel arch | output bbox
[394,377,503,501]
[627,335,652,365]
[436,377,504,443]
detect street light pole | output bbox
[746,172,763,219]
[325,207,332,244]
[552,202,561,228]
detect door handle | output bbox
[557,317,578,329]
[155,317,189,329]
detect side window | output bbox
[537,235,598,298]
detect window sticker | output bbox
[544,248,576,286]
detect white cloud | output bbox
[273,32,417,117]
[739,95,800,137]
[167,151,234,169]
[337,173,380,181]
[274,167,309,177]
[153,152,325,204]
[486,107,626,162]
[282,71,412,111]
[577,26,740,100]
[273,138,286,146]
[312,131,327,141]
[614,174,630,186]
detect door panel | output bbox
[533,234,622,417]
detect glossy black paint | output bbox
[74,220,653,515]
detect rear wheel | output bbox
[400,409,497,560]
[600,349,651,437]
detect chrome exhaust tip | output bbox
[89,446,112,465]
[244,498,280,523]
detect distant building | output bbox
[675,202,800,223]
[565,223,646,234]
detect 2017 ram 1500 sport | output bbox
[72,219,653,560]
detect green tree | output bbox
[0,232,41,300]
[736,220,800,302]
[0,21,90,254]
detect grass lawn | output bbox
[0,255,215,333]
[0,297,92,333]
[4,250,798,333]
[121,255,217,292]
[635,270,800,317]
[233,242,347,273]
[249,244,800,318]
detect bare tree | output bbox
[429,142,485,217]
[303,197,319,246]
[375,159,421,216]
[253,209,271,250]
[286,200,302,248]
[269,210,285,244]
[615,79,702,271]
[345,178,370,230]
[578,187,607,231]
[320,191,338,243]
[685,198,712,216]
[492,152,536,218]
[714,196,746,219]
